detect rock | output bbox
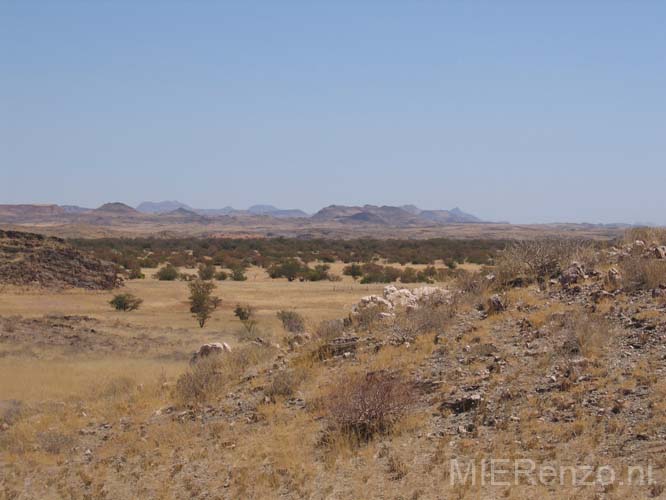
[487,294,506,314]
[592,290,615,303]
[607,267,622,287]
[287,332,311,350]
[440,394,483,414]
[191,342,232,364]
[318,337,359,359]
[350,295,394,317]
[383,285,417,309]
[560,262,586,286]
[652,288,666,299]
[351,285,451,318]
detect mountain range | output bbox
[133,201,481,224]
[0,201,484,228]
[136,201,309,219]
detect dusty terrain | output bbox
[1,232,666,499]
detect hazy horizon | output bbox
[2,3,664,225]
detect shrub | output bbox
[234,303,258,336]
[188,280,221,328]
[399,267,419,283]
[109,293,143,312]
[215,270,228,281]
[175,344,276,404]
[127,267,145,279]
[304,264,331,281]
[621,256,666,291]
[234,304,254,322]
[198,263,216,280]
[231,267,247,281]
[156,264,179,281]
[343,263,363,280]
[277,310,305,333]
[265,370,304,399]
[324,371,413,441]
[268,259,303,281]
[315,319,345,340]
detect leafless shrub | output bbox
[624,227,666,246]
[397,302,457,337]
[350,306,386,332]
[324,371,413,442]
[558,311,609,359]
[276,310,305,333]
[494,239,596,288]
[265,369,304,399]
[37,431,75,454]
[97,376,136,400]
[315,319,345,340]
[175,344,275,404]
[621,256,666,291]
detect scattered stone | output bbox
[440,394,483,414]
[190,342,231,364]
[487,294,506,314]
[560,262,586,286]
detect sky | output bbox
[1,2,664,224]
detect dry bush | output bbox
[315,319,345,340]
[349,306,386,332]
[624,227,666,246]
[324,371,413,442]
[494,239,596,288]
[37,431,74,454]
[265,369,305,399]
[558,311,609,359]
[175,345,275,404]
[276,310,305,333]
[620,256,666,291]
[97,376,136,399]
[392,302,457,338]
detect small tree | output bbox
[110,293,143,312]
[188,280,221,328]
[343,263,363,281]
[198,263,216,280]
[234,304,257,335]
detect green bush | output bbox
[198,263,216,280]
[188,280,221,328]
[155,264,179,281]
[231,267,247,281]
[109,293,143,312]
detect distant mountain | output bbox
[419,207,481,224]
[137,201,192,214]
[194,207,236,217]
[94,202,140,215]
[137,201,308,218]
[60,205,90,214]
[311,204,482,226]
[159,207,207,222]
[248,205,309,218]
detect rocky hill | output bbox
[0,230,121,289]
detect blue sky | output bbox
[1,2,664,224]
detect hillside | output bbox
[0,230,121,289]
